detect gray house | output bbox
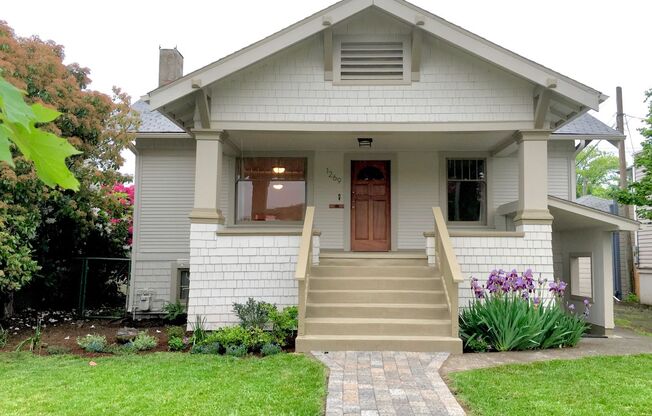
[128,0,637,352]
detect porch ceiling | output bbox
[225,130,512,152]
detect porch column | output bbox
[189,129,225,224]
[514,130,554,226]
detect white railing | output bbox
[431,207,464,337]
[295,206,315,337]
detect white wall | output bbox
[210,10,533,124]
[548,141,574,200]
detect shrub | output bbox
[106,343,137,355]
[132,331,158,351]
[166,326,186,340]
[163,301,187,323]
[225,344,248,358]
[168,336,186,352]
[190,342,220,355]
[46,345,71,355]
[233,298,272,330]
[0,325,8,348]
[208,326,252,350]
[625,293,640,303]
[77,334,108,353]
[268,305,298,346]
[248,327,274,351]
[261,343,282,356]
[459,269,590,352]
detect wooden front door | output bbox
[351,160,391,251]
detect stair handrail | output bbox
[431,207,464,337]
[295,206,315,337]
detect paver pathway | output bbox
[313,351,465,416]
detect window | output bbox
[178,268,190,303]
[236,157,306,223]
[447,159,486,223]
[570,255,593,299]
[334,36,411,84]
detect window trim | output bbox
[569,252,594,302]
[169,260,189,306]
[442,156,490,227]
[333,34,412,86]
[234,156,309,225]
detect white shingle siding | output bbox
[186,223,320,328]
[210,12,533,124]
[451,224,555,306]
[313,151,345,249]
[548,141,574,200]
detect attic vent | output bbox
[339,41,405,81]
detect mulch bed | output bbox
[1,310,172,357]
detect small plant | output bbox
[190,315,207,346]
[464,335,490,353]
[106,342,138,355]
[233,298,272,330]
[15,318,43,352]
[268,305,298,346]
[77,334,108,353]
[0,325,8,348]
[46,345,71,355]
[132,331,158,351]
[625,292,640,303]
[168,336,186,352]
[190,342,220,355]
[225,344,248,358]
[261,343,282,356]
[166,326,186,340]
[163,301,187,323]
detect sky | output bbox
[3,0,650,176]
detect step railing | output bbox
[431,207,464,337]
[295,206,315,337]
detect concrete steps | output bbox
[296,252,462,353]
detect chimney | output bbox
[158,47,183,87]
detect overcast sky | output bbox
[3,0,650,175]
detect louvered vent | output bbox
[339,41,405,81]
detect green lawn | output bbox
[0,352,327,416]
[449,354,652,416]
[615,302,652,336]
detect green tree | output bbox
[617,89,652,219]
[576,146,619,198]
[0,22,138,315]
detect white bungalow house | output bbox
[128,0,637,353]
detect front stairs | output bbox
[295,252,463,353]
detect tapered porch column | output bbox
[514,130,554,226]
[189,129,225,224]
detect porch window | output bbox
[236,157,306,223]
[570,255,593,300]
[447,159,486,223]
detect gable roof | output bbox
[146,0,605,113]
[132,100,185,134]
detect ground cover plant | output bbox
[614,301,652,336]
[460,269,590,351]
[449,354,652,416]
[0,352,327,416]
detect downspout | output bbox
[611,201,622,299]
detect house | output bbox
[128,0,638,353]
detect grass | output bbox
[449,354,652,416]
[0,352,327,416]
[614,302,652,336]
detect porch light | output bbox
[272,166,285,174]
[357,137,373,148]
[272,184,284,190]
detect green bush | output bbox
[166,326,186,340]
[261,343,282,356]
[207,326,252,349]
[268,306,298,346]
[132,332,158,351]
[460,270,590,352]
[76,334,108,353]
[163,301,187,323]
[225,344,248,358]
[625,293,640,303]
[190,342,221,355]
[168,336,186,352]
[46,345,71,355]
[106,342,137,355]
[233,298,272,330]
[0,325,8,348]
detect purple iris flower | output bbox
[567,303,576,312]
[533,296,541,306]
[583,298,590,306]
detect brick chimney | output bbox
[158,47,183,87]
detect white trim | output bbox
[212,120,534,132]
[147,0,603,111]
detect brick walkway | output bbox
[313,351,465,416]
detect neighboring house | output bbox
[128,0,637,352]
[630,165,652,304]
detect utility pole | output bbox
[617,86,635,297]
